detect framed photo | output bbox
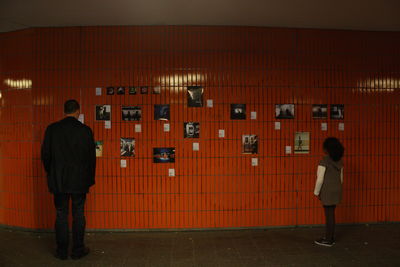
[153,86,161,94]
[120,138,135,157]
[117,86,125,95]
[275,104,294,119]
[294,132,310,154]
[154,104,170,121]
[184,122,200,138]
[153,147,175,163]
[129,86,137,95]
[231,104,246,120]
[122,106,141,121]
[331,104,344,120]
[140,86,148,94]
[95,141,103,157]
[106,87,114,95]
[95,105,111,121]
[242,134,258,154]
[187,86,204,107]
[312,104,328,119]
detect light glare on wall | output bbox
[159,73,205,87]
[4,78,32,89]
[356,78,399,93]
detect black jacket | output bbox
[41,116,96,193]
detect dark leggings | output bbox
[323,205,336,242]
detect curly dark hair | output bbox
[323,137,344,162]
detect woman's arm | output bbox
[314,165,326,196]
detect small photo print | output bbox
[120,138,135,157]
[95,141,103,157]
[153,86,161,94]
[95,105,111,121]
[122,106,141,121]
[231,104,246,120]
[154,104,170,121]
[106,87,115,95]
[140,86,148,94]
[187,86,204,107]
[312,104,328,119]
[294,132,310,154]
[129,86,137,95]
[242,135,258,154]
[275,104,295,119]
[184,122,200,138]
[153,147,175,163]
[331,104,344,120]
[117,86,125,95]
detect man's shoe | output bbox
[71,247,90,260]
[314,238,335,247]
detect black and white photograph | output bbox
[95,105,111,121]
[117,86,125,95]
[184,122,200,138]
[129,86,137,95]
[154,104,170,121]
[331,104,344,120]
[275,104,295,119]
[106,86,115,95]
[122,106,141,121]
[95,141,103,157]
[187,86,204,107]
[242,135,258,154]
[120,138,135,157]
[140,86,148,94]
[153,86,161,94]
[153,147,175,163]
[312,104,328,119]
[231,104,246,120]
[294,132,310,154]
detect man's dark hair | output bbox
[323,137,344,162]
[64,99,80,114]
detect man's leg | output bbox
[53,193,70,258]
[71,193,88,258]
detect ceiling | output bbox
[1,0,400,33]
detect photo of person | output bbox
[184,122,200,138]
[153,86,161,94]
[275,104,295,119]
[242,135,258,154]
[312,104,328,119]
[331,104,344,120]
[95,105,111,121]
[122,106,141,121]
[106,87,114,95]
[187,86,204,107]
[117,86,125,95]
[129,87,137,95]
[231,104,246,120]
[153,147,175,163]
[294,132,310,154]
[140,86,148,94]
[120,138,135,157]
[154,104,170,121]
[95,141,103,157]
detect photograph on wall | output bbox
[275,104,295,119]
[106,86,115,95]
[153,147,175,163]
[242,134,258,154]
[154,104,170,121]
[231,104,246,120]
[187,86,204,107]
[331,104,344,120]
[312,104,328,119]
[95,105,111,121]
[122,106,141,121]
[184,122,200,138]
[153,86,161,94]
[129,86,137,95]
[140,86,148,94]
[294,132,310,154]
[95,141,103,157]
[120,138,135,157]
[117,86,125,95]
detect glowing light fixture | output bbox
[4,78,32,89]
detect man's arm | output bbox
[41,126,52,174]
[87,127,96,185]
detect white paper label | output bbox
[105,121,111,129]
[168,168,175,177]
[218,129,225,138]
[251,158,258,166]
[321,123,327,131]
[285,146,292,154]
[164,123,170,132]
[120,159,127,168]
[207,99,213,108]
[339,123,344,131]
[251,111,257,120]
[105,105,110,112]
[96,87,102,96]
[78,114,84,124]
[135,124,142,133]
[275,122,281,130]
[193,142,199,151]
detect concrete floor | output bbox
[1,224,399,267]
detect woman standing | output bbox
[314,137,344,247]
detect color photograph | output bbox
[153,147,175,163]
[95,141,103,157]
[294,132,310,154]
[154,104,170,120]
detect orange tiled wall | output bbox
[0,26,399,230]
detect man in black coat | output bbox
[41,99,96,260]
